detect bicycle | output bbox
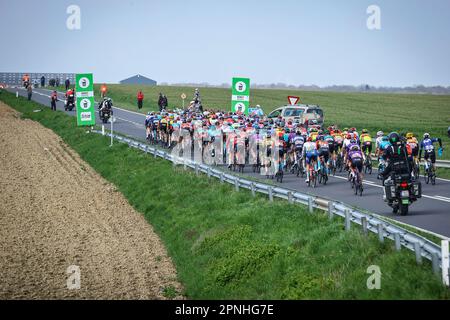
[317,155,328,185]
[307,160,317,188]
[275,161,284,183]
[350,167,364,196]
[335,152,344,173]
[363,151,372,175]
[412,156,420,180]
[423,158,436,185]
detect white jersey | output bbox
[303,141,317,153]
[376,136,383,149]
[343,138,351,149]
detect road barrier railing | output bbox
[92,129,450,286]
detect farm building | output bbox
[119,74,157,86]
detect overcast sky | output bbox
[1,0,449,86]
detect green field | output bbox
[82,84,450,160]
[2,91,448,300]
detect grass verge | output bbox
[1,91,448,299]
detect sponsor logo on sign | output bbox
[235,81,246,93]
[80,98,91,110]
[234,102,246,113]
[80,112,92,121]
[78,77,90,89]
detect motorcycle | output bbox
[99,100,113,124]
[65,94,75,111]
[383,173,421,215]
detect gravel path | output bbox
[0,102,183,299]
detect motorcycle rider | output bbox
[65,88,75,110]
[381,132,411,185]
[98,97,113,121]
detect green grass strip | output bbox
[1,91,448,299]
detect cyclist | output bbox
[375,131,384,157]
[292,131,305,170]
[406,133,419,177]
[316,135,330,175]
[360,129,372,167]
[323,130,335,168]
[302,136,318,183]
[348,144,364,185]
[145,112,154,140]
[419,133,443,173]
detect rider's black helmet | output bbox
[388,132,401,145]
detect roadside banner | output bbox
[75,73,96,126]
[231,77,250,115]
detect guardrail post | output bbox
[308,197,314,213]
[441,240,449,286]
[361,217,368,237]
[195,163,199,175]
[251,183,256,197]
[268,187,273,202]
[183,159,187,170]
[287,192,293,204]
[345,209,351,231]
[145,145,149,153]
[431,252,440,276]
[207,167,211,178]
[414,242,422,265]
[220,172,224,183]
[154,150,157,158]
[327,202,334,220]
[234,178,239,192]
[377,224,384,243]
[394,233,401,251]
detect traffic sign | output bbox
[288,96,300,105]
[181,93,186,99]
[231,77,250,115]
[75,73,95,126]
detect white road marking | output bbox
[331,174,450,204]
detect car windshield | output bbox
[284,108,304,117]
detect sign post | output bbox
[181,93,186,109]
[231,77,250,115]
[75,73,96,126]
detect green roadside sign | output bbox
[75,73,96,126]
[231,77,250,115]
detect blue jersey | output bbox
[421,138,439,153]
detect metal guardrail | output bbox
[92,129,449,286]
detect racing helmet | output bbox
[351,145,360,151]
[388,132,401,144]
[377,131,384,137]
[423,133,430,139]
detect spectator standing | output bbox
[50,90,58,111]
[158,93,164,112]
[56,78,60,87]
[137,90,144,110]
[40,76,45,87]
[65,78,70,91]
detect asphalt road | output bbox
[8,86,450,237]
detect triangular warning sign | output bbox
[288,96,300,105]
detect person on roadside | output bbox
[65,78,70,91]
[27,83,32,100]
[137,90,144,110]
[50,90,58,111]
[158,93,165,112]
[40,76,45,87]
[56,78,60,87]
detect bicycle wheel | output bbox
[431,173,436,185]
[313,172,317,188]
[425,170,430,184]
